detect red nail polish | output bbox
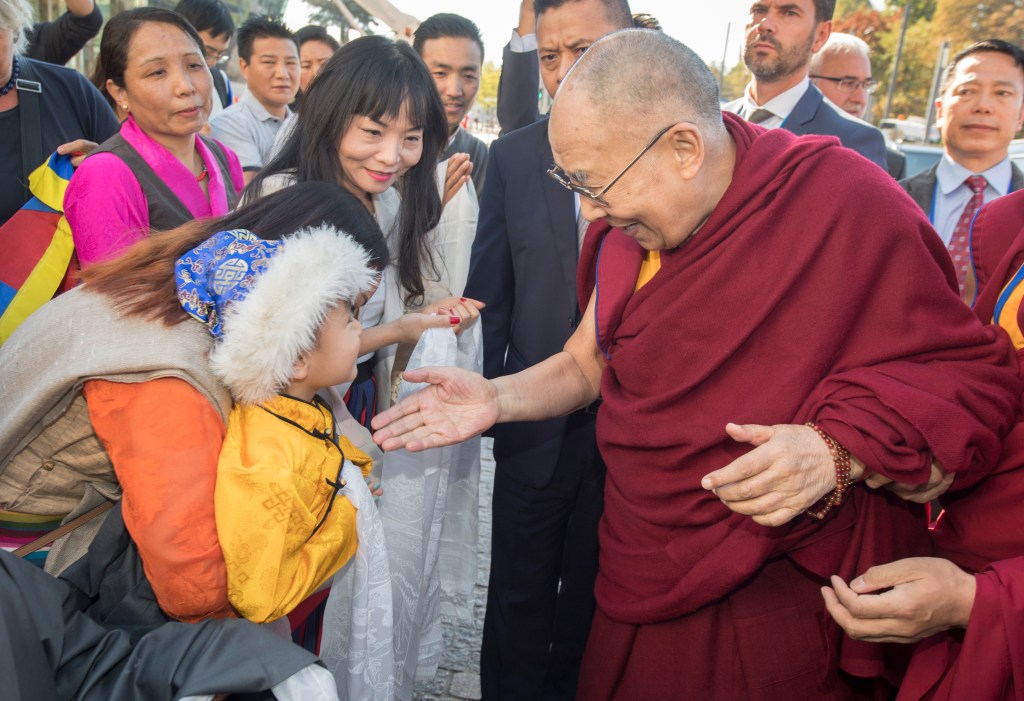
[70,151,86,157]
[459,297,467,302]
[450,316,460,324]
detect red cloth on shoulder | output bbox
[895,188,1024,701]
[576,113,1020,678]
[971,189,1024,322]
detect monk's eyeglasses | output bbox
[547,124,674,207]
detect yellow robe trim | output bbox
[216,395,372,623]
[634,250,662,292]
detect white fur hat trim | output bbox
[210,224,376,405]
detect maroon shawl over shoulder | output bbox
[577,114,1020,674]
[896,188,1024,701]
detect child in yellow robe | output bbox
[175,223,384,623]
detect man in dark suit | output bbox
[723,0,887,169]
[463,0,632,697]
[809,32,906,178]
[900,39,1024,298]
[495,1,542,135]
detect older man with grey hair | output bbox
[810,32,874,119]
[810,31,906,177]
[373,28,1020,699]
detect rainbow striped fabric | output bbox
[0,152,77,345]
[0,509,65,568]
[993,261,1024,351]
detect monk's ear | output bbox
[666,123,705,181]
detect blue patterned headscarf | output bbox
[175,229,282,338]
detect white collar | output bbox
[741,76,810,122]
[935,152,1012,196]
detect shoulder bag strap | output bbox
[12,500,114,557]
[16,58,44,200]
[199,133,240,209]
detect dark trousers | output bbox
[481,410,606,701]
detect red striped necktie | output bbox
[948,174,987,298]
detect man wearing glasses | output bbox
[375,29,1021,698]
[724,0,887,169]
[809,32,907,178]
[463,0,632,697]
[173,0,235,119]
[809,33,875,120]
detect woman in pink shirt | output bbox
[65,8,244,267]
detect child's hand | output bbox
[395,312,460,344]
[365,476,383,498]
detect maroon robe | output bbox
[575,114,1021,697]
[897,189,1024,701]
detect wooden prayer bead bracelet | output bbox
[804,422,852,520]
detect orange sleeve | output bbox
[83,378,236,622]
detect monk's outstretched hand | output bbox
[701,423,861,527]
[371,367,499,452]
[821,557,976,643]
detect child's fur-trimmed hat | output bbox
[175,225,377,405]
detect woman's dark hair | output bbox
[98,7,205,93]
[250,35,447,304]
[81,182,390,326]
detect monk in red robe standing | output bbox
[373,30,1022,699]
[824,189,1024,701]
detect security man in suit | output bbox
[809,32,907,179]
[463,0,632,697]
[723,0,887,169]
[900,39,1024,298]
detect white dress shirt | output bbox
[932,154,1012,245]
[739,77,810,130]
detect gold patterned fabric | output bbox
[216,394,372,623]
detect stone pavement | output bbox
[412,439,494,701]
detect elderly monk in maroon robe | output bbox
[824,189,1024,701]
[372,30,1022,700]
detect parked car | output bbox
[1010,139,1024,172]
[897,142,943,179]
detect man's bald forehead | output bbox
[556,29,723,132]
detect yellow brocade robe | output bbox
[215,394,372,623]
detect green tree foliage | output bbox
[305,0,375,37]
[876,15,941,121]
[885,0,937,23]
[479,60,500,108]
[933,0,1024,50]
[834,0,871,19]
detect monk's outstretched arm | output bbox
[494,293,603,422]
[372,293,603,452]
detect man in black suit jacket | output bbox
[723,0,887,169]
[809,32,906,178]
[464,0,632,697]
[495,1,542,135]
[900,39,1024,275]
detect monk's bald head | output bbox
[549,30,736,251]
[552,29,726,143]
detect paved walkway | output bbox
[412,439,494,701]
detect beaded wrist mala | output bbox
[804,422,852,520]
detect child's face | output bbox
[304,302,362,390]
